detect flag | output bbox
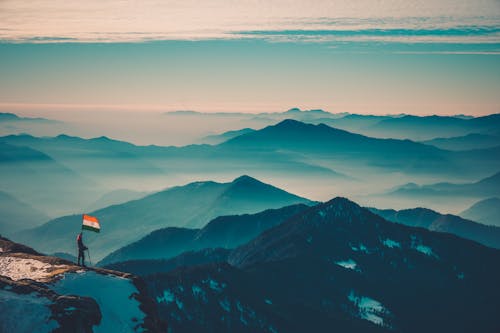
[82,214,100,233]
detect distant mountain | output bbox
[165,110,248,117]
[391,171,500,198]
[0,142,99,217]
[221,119,452,173]
[98,203,309,265]
[318,114,394,133]
[0,131,344,182]
[364,113,500,140]
[460,198,500,227]
[200,128,256,145]
[0,191,49,237]
[0,112,58,123]
[369,207,500,249]
[14,176,311,261]
[166,108,341,121]
[144,197,500,332]
[0,133,165,178]
[422,133,500,151]
[85,189,150,212]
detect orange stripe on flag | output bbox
[83,214,99,223]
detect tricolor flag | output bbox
[82,214,100,233]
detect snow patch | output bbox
[348,291,390,327]
[156,289,175,304]
[264,299,273,305]
[191,284,207,302]
[51,270,145,333]
[414,244,437,258]
[0,290,59,333]
[382,238,401,249]
[202,278,224,292]
[219,298,231,312]
[318,210,326,218]
[335,259,358,271]
[350,243,368,253]
[0,256,68,281]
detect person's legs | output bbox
[78,249,85,266]
[81,250,86,267]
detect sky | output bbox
[0,0,499,116]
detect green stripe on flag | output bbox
[82,225,100,233]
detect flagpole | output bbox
[78,215,83,265]
[86,248,92,267]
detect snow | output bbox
[50,270,145,333]
[219,298,231,312]
[0,256,68,281]
[382,239,401,249]
[202,278,224,292]
[0,289,59,333]
[318,210,326,218]
[191,284,207,302]
[335,259,358,271]
[351,243,368,253]
[156,289,175,304]
[457,272,465,280]
[414,244,437,257]
[348,291,389,327]
[264,299,273,305]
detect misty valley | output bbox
[1,109,500,332]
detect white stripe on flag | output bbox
[83,220,100,229]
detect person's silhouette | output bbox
[76,232,88,267]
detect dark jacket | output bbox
[77,233,87,250]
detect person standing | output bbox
[76,232,88,267]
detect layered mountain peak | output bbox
[151,197,500,333]
[318,196,364,218]
[289,196,372,230]
[232,174,261,185]
[273,118,309,129]
[228,197,384,268]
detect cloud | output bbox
[0,0,499,44]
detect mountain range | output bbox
[460,197,500,227]
[220,119,454,173]
[0,112,58,123]
[98,203,309,266]
[141,197,500,332]
[370,206,500,249]
[13,176,311,261]
[422,133,500,151]
[0,191,48,237]
[199,128,256,145]
[358,113,500,140]
[0,142,100,217]
[391,171,500,198]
